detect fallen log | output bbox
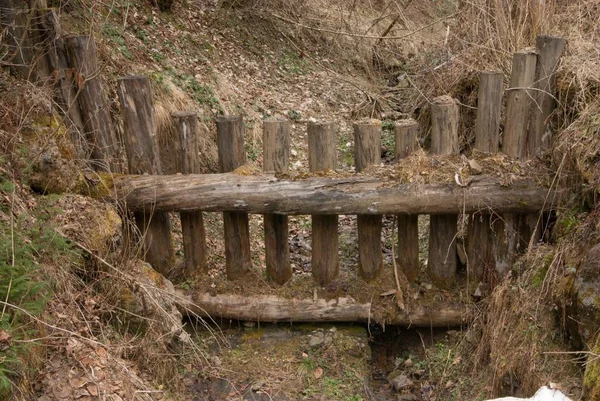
[110,173,553,215]
[180,292,468,327]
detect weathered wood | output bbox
[0,0,34,78]
[263,117,291,284]
[428,214,458,288]
[117,75,174,275]
[216,115,252,280]
[308,121,339,285]
[474,71,503,153]
[66,35,121,172]
[430,95,459,156]
[184,292,468,327]
[466,212,491,281]
[354,120,383,281]
[467,73,504,282]
[395,119,419,282]
[528,35,566,157]
[395,118,418,160]
[428,96,458,289]
[173,111,207,276]
[503,51,537,160]
[112,173,553,215]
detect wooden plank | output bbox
[216,115,252,280]
[528,35,566,157]
[428,96,459,289]
[474,71,503,153]
[117,75,174,275]
[183,292,468,327]
[395,118,420,283]
[112,173,553,216]
[263,117,291,284]
[503,51,537,160]
[66,35,121,172]
[354,120,383,281]
[173,111,207,276]
[308,121,339,286]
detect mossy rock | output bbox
[20,115,83,194]
[574,243,600,344]
[584,335,600,399]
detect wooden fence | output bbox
[6,8,565,325]
[110,36,565,293]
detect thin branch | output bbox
[270,11,459,40]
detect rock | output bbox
[309,334,325,348]
[574,243,600,344]
[117,260,188,345]
[390,374,414,391]
[468,159,483,175]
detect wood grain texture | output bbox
[395,119,420,282]
[216,115,251,280]
[113,174,554,215]
[67,35,121,172]
[354,121,383,281]
[528,35,566,157]
[117,75,173,275]
[173,111,207,276]
[263,117,291,284]
[503,51,537,159]
[474,71,503,153]
[395,119,418,160]
[430,96,459,156]
[428,96,458,289]
[308,121,339,285]
[184,292,468,327]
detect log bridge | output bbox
[37,27,563,327]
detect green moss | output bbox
[584,335,600,399]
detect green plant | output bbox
[288,110,302,121]
[278,52,310,75]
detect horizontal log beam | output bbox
[111,173,553,215]
[181,292,468,327]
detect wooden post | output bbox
[428,96,459,289]
[395,119,419,282]
[263,117,291,284]
[216,115,252,280]
[172,111,207,277]
[308,121,339,286]
[0,0,34,78]
[502,51,537,160]
[466,71,504,283]
[66,35,121,172]
[528,35,566,157]
[353,120,383,281]
[474,71,503,153]
[501,51,539,270]
[117,75,174,275]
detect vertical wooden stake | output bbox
[394,119,419,282]
[428,96,459,289]
[503,51,537,160]
[66,35,121,172]
[353,120,383,281]
[467,71,504,283]
[173,111,207,277]
[528,35,566,157]
[117,75,174,275]
[263,117,291,284]
[474,71,503,153]
[501,51,539,272]
[308,121,339,286]
[216,115,252,280]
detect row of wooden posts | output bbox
[27,23,564,289]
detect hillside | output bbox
[1,0,599,400]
